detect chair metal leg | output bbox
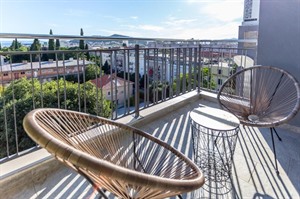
[270,128,280,175]
[177,194,183,199]
[77,169,108,199]
[272,127,282,141]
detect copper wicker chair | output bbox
[23,108,204,199]
[217,65,300,174]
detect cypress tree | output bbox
[10,38,21,50]
[48,29,55,60]
[55,39,60,50]
[30,38,41,51]
[79,28,84,50]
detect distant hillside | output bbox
[69,34,131,44]
[110,34,130,38]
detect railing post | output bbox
[134,45,140,118]
[198,44,202,94]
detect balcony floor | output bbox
[6,98,300,199]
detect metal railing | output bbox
[0,34,256,161]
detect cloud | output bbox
[164,17,198,26]
[200,0,244,22]
[138,25,164,32]
[130,16,138,20]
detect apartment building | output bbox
[0,58,92,83]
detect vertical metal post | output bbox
[134,45,140,118]
[62,53,67,110]
[29,54,35,110]
[55,53,60,109]
[198,45,202,93]
[76,53,81,112]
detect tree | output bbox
[48,29,55,60]
[9,39,29,63]
[85,64,101,81]
[10,38,21,50]
[201,67,216,90]
[85,43,90,60]
[30,38,41,51]
[102,60,111,74]
[55,39,60,50]
[30,39,41,61]
[0,78,111,158]
[79,28,84,50]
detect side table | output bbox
[189,106,240,187]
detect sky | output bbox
[0,0,244,40]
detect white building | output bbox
[210,62,234,91]
[238,0,260,59]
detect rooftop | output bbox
[1,59,92,72]
[1,92,299,198]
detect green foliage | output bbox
[10,38,22,50]
[102,60,111,74]
[85,43,90,60]
[117,71,138,82]
[30,39,41,51]
[0,85,4,97]
[201,67,216,90]
[55,39,60,50]
[30,39,41,61]
[48,29,55,60]
[8,39,29,63]
[79,28,84,50]
[85,64,101,81]
[0,78,111,158]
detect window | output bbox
[3,73,8,76]
[218,79,223,85]
[21,71,25,75]
[218,69,222,75]
[107,91,110,96]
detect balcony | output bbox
[0,34,299,198]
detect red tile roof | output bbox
[90,74,133,88]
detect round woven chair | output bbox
[217,65,300,174]
[23,108,204,199]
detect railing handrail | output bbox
[0,33,257,43]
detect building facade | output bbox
[0,59,91,84]
[238,0,260,60]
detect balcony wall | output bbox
[257,0,300,127]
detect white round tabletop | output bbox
[190,106,240,131]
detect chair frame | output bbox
[23,108,204,198]
[217,65,300,174]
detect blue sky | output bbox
[0,0,244,40]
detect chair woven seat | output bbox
[23,108,204,199]
[218,65,300,127]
